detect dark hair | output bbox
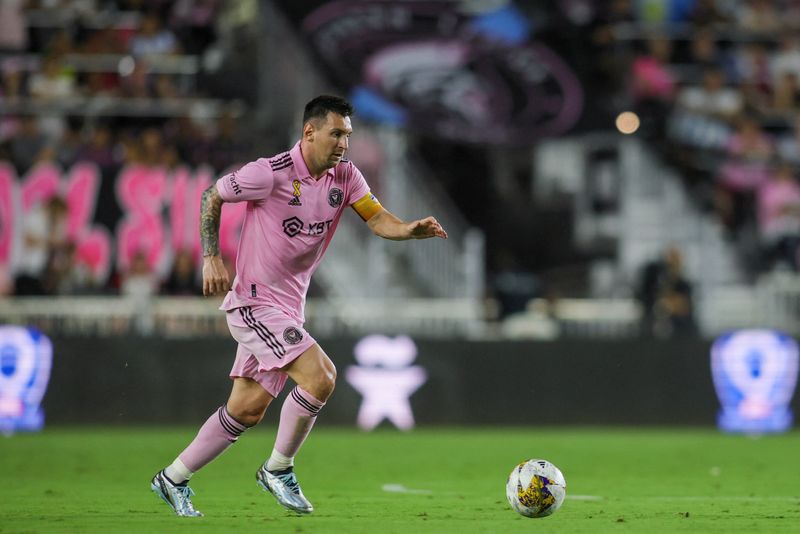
[303,95,354,125]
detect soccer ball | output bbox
[506,459,566,518]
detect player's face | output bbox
[310,112,352,169]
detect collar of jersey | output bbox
[291,141,333,182]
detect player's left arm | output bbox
[352,193,447,240]
[368,209,448,240]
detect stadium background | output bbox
[1,1,800,532]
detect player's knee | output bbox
[311,364,337,401]
[227,403,267,427]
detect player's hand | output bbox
[409,216,448,240]
[202,255,231,296]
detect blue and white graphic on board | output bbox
[0,326,53,434]
[711,329,798,433]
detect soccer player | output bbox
[151,95,447,517]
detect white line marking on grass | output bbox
[646,496,799,502]
[568,495,604,501]
[382,484,432,495]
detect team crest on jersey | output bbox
[289,179,302,206]
[283,327,303,345]
[328,187,344,208]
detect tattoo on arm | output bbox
[200,184,224,257]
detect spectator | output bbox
[732,42,772,110]
[757,164,800,270]
[630,35,677,139]
[207,112,252,172]
[118,59,151,98]
[163,249,200,295]
[490,250,540,320]
[121,250,159,298]
[0,0,29,52]
[736,0,781,34]
[28,54,76,101]
[630,36,677,103]
[54,118,83,169]
[777,114,800,164]
[76,123,120,172]
[170,0,220,54]
[636,247,697,338]
[690,0,732,27]
[770,33,800,85]
[133,127,171,167]
[717,115,774,229]
[685,27,739,83]
[0,59,26,104]
[152,73,180,99]
[14,196,70,295]
[676,66,744,120]
[8,116,49,172]
[770,71,800,114]
[129,12,180,58]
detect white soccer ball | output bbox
[505,459,566,518]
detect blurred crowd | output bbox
[1,1,258,298]
[0,0,254,175]
[4,0,799,327]
[586,0,800,276]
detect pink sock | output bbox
[273,386,325,460]
[178,405,247,472]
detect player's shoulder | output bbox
[266,150,294,172]
[333,157,359,179]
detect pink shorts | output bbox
[226,305,316,397]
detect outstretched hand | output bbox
[409,216,448,240]
[202,255,231,296]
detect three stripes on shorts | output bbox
[239,306,286,359]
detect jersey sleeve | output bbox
[216,158,274,202]
[345,163,371,205]
[344,162,383,221]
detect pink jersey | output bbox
[216,141,371,322]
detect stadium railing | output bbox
[2,278,796,339]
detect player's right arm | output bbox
[202,158,275,296]
[200,183,230,296]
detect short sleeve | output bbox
[216,159,274,202]
[344,162,371,206]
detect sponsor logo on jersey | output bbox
[229,172,242,195]
[282,216,304,237]
[289,179,302,206]
[328,187,344,208]
[283,327,303,345]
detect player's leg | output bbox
[271,343,335,469]
[257,343,335,514]
[152,377,273,517]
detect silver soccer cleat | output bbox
[151,470,204,517]
[256,464,314,514]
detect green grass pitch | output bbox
[2,426,799,533]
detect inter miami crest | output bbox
[289,179,302,206]
[328,187,344,208]
[283,327,303,345]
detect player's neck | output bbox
[300,143,327,180]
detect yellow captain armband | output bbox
[351,192,383,221]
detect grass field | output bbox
[2,426,799,533]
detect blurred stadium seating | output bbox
[0,0,798,340]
